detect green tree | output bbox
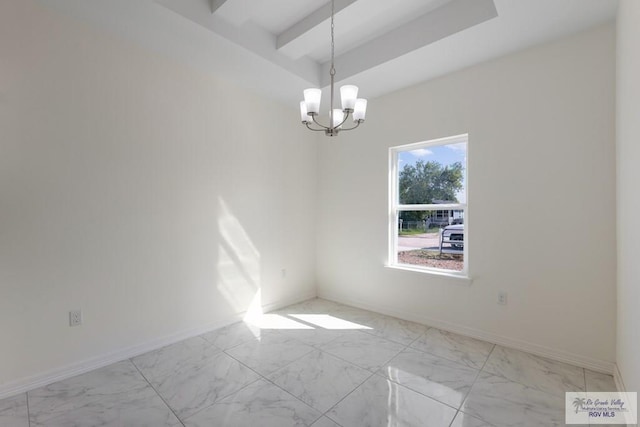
[399,160,464,223]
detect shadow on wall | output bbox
[216,196,261,316]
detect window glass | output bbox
[390,135,467,275]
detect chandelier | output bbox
[299,0,368,137]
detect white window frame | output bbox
[388,134,469,278]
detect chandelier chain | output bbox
[299,0,366,136]
[329,0,335,129]
[330,0,335,76]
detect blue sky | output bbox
[398,142,467,203]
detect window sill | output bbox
[385,264,473,285]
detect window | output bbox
[388,134,468,275]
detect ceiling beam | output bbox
[276,0,357,50]
[157,0,321,84]
[210,0,230,14]
[320,0,498,86]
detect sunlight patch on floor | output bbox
[288,314,372,330]
[246,314,315,330]
[243,291,314,330]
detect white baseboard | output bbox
[614,364,628,394]
[261,289,317,314]
[613,364,638,427]
[318,290,615,375]
[0,289,316,401]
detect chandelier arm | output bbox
[336,110,351,128]
[311,113,330,130]
[337,120,362,132]
[305,122,328,132]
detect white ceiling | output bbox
[155,0,500,87]
[37,0,618,107]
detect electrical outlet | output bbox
[69,310,82,327]
[497,292,508,305]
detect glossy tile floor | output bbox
[1,298,618,427]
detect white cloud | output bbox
[446,143,466,151]
[410,148,433,157]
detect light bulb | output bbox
[353,98,367,122]
[340,85,358,111]
[303,88,321,114]
[332,109,344,128]
[299,101,312,123]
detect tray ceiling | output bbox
[36,0,618,104]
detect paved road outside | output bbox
[397,233,440,251]
[398,233,462,254]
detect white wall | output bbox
[0,0,317,393]
[317,24,616,371]
[616,0,640,394]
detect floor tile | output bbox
[410,329,494,369]
[288,311,376,330]
[275,298,344,315]
[225,332,314,376]
[326,375,457,427]
[450,411,494,427]
[133,337,260,419]
[0,393,29,427]
[361,315,429,346]
[483,346,585,396]
[184,379,320,427]
[200,321,264,350]
[13,298,602,427]
[377,348,479,409]
[325,306,387,329]
[132,336,221,382]
[28,360,180,427]
[273,326,348,347]
[269,349,371,413]
[585,370,616,392]
[311,416,343,427]
[320,331,405,372]
[461,372,565,426]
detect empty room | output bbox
[1,0,638,426]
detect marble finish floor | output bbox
[1,298,618,427]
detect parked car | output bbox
[442,224,464,249]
